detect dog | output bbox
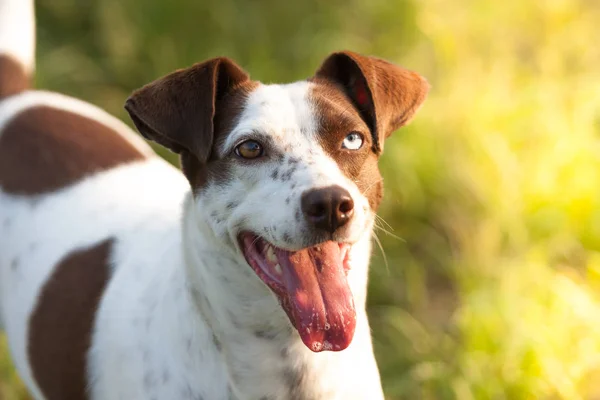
[0,1,429,399]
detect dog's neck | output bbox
[180,194,383,399]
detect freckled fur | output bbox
[0,2,429,398]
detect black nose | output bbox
[301,186,355,233]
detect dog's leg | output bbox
[0,0,35,100]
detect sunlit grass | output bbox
[368,1,600,398]
[0,335,30,400]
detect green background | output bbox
[2,0,600,399]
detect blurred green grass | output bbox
[2,0,600,399]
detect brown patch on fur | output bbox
[125,58,255,192]
[310,81,384,210]
[0,55,29,99]
[310,51,429,209]
[183,80,259,192]
[0,106,146,195]
[314,51,430,153]
[28,239,114,400]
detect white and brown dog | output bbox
[0,1,429,399]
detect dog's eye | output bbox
[235,140,264,159]
[342,132,364,150]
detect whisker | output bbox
[372,232,389,275]
[373,224,405,242]
[374,213,393,231]
[250,235,262,248]
[359,178,384,196]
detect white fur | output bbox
[218,82,371,255]
[181,82,383,399]
[85,82,385,400]
[0,0,35,71]
[0,82,384,400]
[0,158,188,400]
[0,3,384,397]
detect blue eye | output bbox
[342,132,364,150]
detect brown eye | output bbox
[235,140,264,159]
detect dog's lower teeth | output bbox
[274,263,282,275]
[266,246,277,263]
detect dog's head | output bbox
[125,51,429,353]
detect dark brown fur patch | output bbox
[0,106,146,195]
[0,55,29,99]
[184,80,259,192]
[310,81,384,210]
[125,58,250,165]
[28,239,114,400]
[314,51,430,153]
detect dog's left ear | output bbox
[124,58,249,164]
[315,51,429,152]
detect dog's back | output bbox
[0,1,189,398]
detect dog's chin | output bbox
[238,232,356,353]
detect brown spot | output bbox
[309,81,384,209]
[125,58,258,193]
[0,106,146,195]
[28,239,114,400]
[184,80,259,193]
[0,55,29,99]
[284,365,308,400]
[314,51,430,152]
[254,327,278,340]
[212,334,222,352]
[279,166,296,182]
[280,347,289,359]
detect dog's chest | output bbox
[88,253,231,399]
[221,331,357,400]
[92,284,330,400]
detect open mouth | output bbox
[239,232,356,352]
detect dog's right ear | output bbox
[124,58,249,164]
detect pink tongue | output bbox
[276,241,356,352]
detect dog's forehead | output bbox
[223,81,317,149]
[223,80,368,152]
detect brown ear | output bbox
[315,51,429,152]
[124,57,249,163]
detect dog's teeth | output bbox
[274,263,282,275]
[266,246,277,263]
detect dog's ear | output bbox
[125,58,249,163]
[315,51,429,152]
